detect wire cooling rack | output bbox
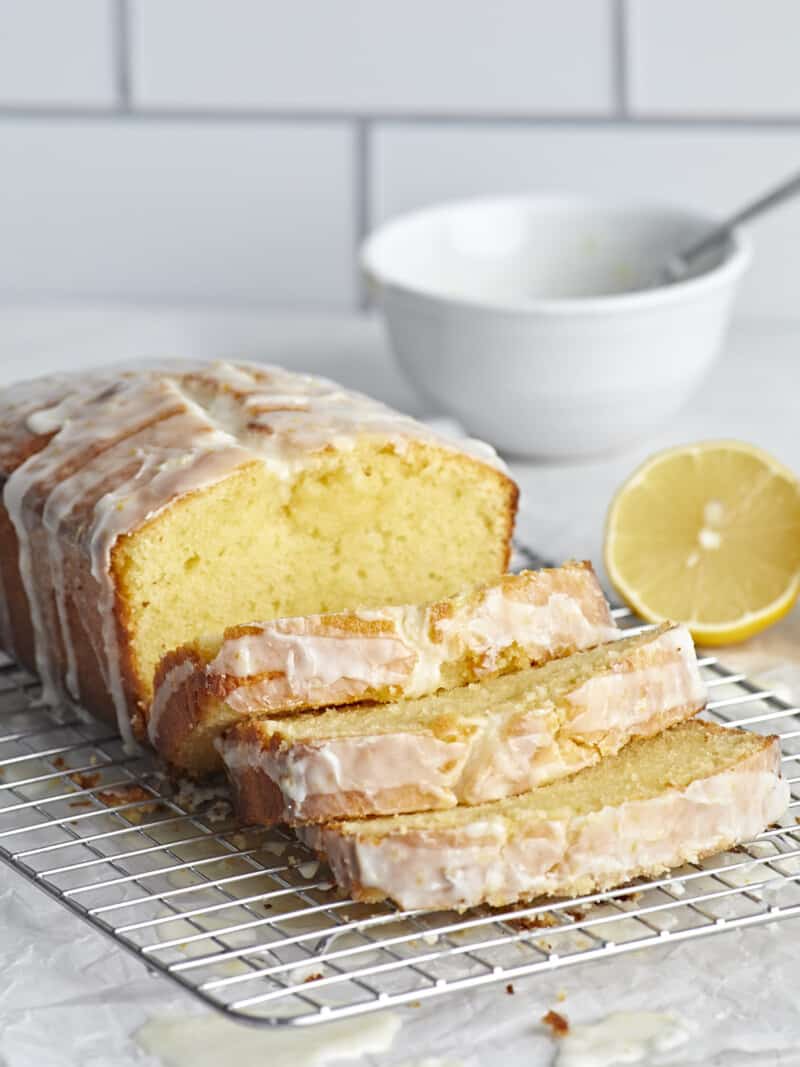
[1,546,799,1028]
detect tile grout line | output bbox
[2,107,800,128]
[354,119,371,310]
[613,0,630,118]
[113,0,132,110]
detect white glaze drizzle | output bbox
[564,626,706,737]
[433,587,619,680]
[0,360,507,744]
[306,739,789,911]
[220,625,705,820]
[3,464,62,705]
[554,1012,690,1067]
[135,1008,401,1067]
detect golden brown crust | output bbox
[150,646,224,767]
[110,541,149,739]
[503,479,520,571]
[229,757,450,829]
[221,623,267,641]
[0,505,34,665]
[340,836,748,909]
[300,784,451,824]
[224,613,398,643]
[426,599,456,640]
[224,761,288,827]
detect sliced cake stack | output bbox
[222,622,706,826]
[151,562,789,912]
[149,560,618,776]
[302,722,785,910]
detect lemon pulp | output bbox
[604,440,800,645]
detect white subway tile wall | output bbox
[0,0,799,311]
[0,122,354,304]
[0,0,115,107]
[130,0,613,115]
[628,0,800,117]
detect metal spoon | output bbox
[656,168,800,285]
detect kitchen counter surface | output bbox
[0,307,798,1067]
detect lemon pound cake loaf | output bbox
[0,362,516,746]
[301,721,788,911]
[152,560,617,775]
[221,623,704,825]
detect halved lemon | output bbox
[605,440,800,645]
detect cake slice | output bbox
[301,721,788,911]
[151,561,618,775]
[220,623,705,826]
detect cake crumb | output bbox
[96,784,160,819]
[505,983,515,995]
[298,859,319,880]
[509,912,558,931]
[542,1009,569,1037]
[303,973,323,983]
[70,771,100,790]
[52,757,66,769]
[204,799,233,824]
[557,990,567,1003]
[566,907,587,921]
[69,799,93,809]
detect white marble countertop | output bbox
[0,306,799,1067]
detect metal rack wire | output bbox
[1,547,799,1027]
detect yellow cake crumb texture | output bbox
[116,438,514,704]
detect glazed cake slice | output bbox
[301,721,788,911]
[220,623,705,826]
[151,561,617,775]
[0,362,516,746]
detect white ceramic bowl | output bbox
[362,196,751,458]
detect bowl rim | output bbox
[360,193,753,315]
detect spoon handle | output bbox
[667,169,800,280]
